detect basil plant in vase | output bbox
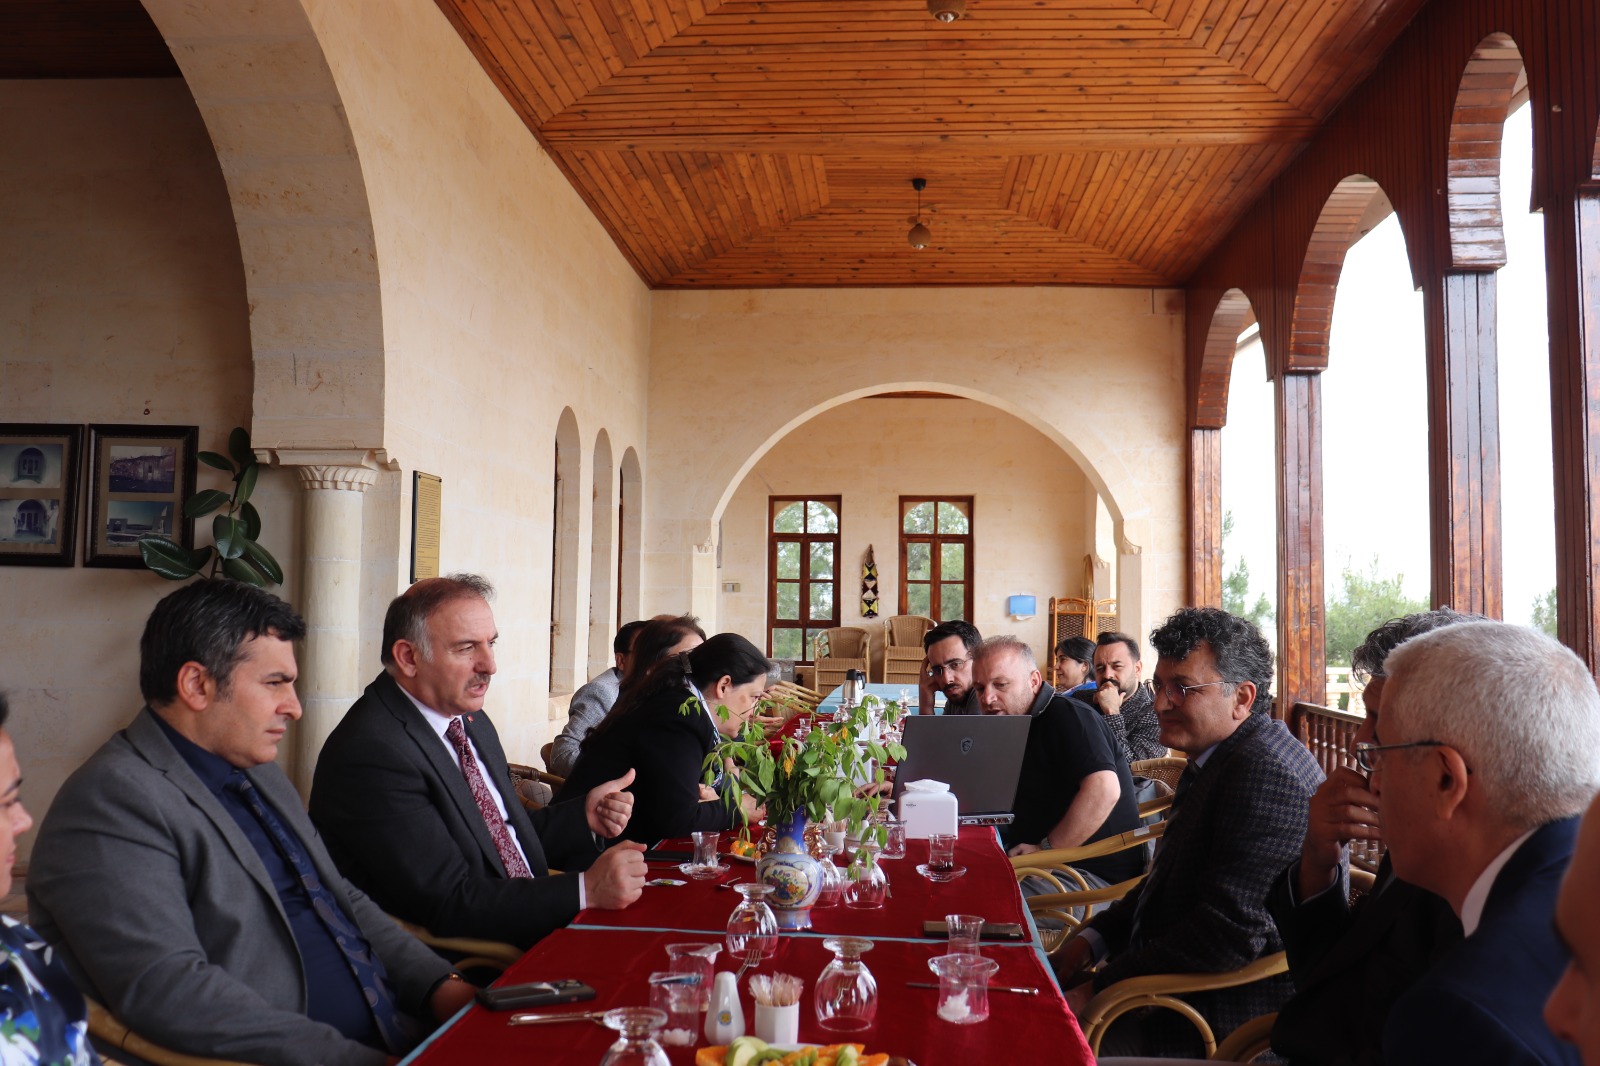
[138,427,284,587]
[699,693,906,928]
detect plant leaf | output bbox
[228,427,253,469]
[240,537,284,585]
[213,514,246,559]
[234,461,259,507]
[222,556,267,586]
[138,537,201,580]
[239,501,262,541]
[197,451,234,473]
[183,489,231,519]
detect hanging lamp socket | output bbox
[928,0,966,23]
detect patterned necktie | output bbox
[446,716,533,879]
[226,775,413,1055]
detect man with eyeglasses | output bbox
[1370,621,1598,1065]
[1090,631,1166,763]
[1055,606,1322,1058]
[917,619,983,715]
[1266,610,1466,1066]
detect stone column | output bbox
[282,455,378,794]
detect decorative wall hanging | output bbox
[860,544,880,617]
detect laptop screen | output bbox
[889,714,1032,816]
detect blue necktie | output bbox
[227,774,413,1054]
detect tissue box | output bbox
[899,784,958,840]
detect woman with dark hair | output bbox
[556,633,769,844]
[616,615,706,700]
[0,694,98,1064]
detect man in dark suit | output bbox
[29,580,473,1066]
[1055,607,1323,1058]
[310,574,647,950]
[1268,610,1467,1066]
[1375,621,1598,1065]
[1548,791,1600,1064]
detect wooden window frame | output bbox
[767,496,842,664]
[898,496,975,622]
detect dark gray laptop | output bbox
[889,714,1032,824]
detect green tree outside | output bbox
[1531,588,1558,637]
[1221,511,1275,633]
[1324,558,1430,667]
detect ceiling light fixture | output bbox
[927,0,966,23]
[908,178,931,249]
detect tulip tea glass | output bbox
[945,913,984,957]
[598,1007,670,1066]
[879,818,907,860]
[683,830,728,880]
[814,937,878,1033]
[725,883,779,964]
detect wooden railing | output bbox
[1293,701,1381,873]
[1322,667,1368,716]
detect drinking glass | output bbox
[598,1007,670,1066]
[812,840,846,909]
[683,830,728,880]
[945,913,984,957]
[648,973,700,1047]
[880,818,907,860]
[927,954,1000,1024]
[725,883,779,963]
[928,832,958,871]
[664,942,719,1011]
[814,936,878,1032]
[844,843,887,910]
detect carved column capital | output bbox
[294,465,377,492]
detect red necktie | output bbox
[445,717,533,879]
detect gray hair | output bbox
[1351,607,1477,683]
[380,573,495,667]
[974,635,1037,670]
[1385,621,1600,831]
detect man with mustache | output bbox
[310,574,647,950]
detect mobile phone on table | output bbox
[922,919,1026,941]
[476,980,597,1010]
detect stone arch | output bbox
[1289,175,1392,371]
[1446,32,1526,271]
[587,429,616,677]
[1192,288,1259,430]
[618,448,644,623]
[551,408,583,696]
[138,0,387,451]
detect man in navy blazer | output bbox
[1375,621,1600,1065]
[1548,791,1600,1064]
[310,574,648,950]
[1056,607,1324,1057]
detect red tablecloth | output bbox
[592,827,1031,943]
[405,927,1092,1065]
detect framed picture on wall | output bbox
[84,424,198,569]
[0,423,84,566]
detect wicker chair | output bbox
[1012,822,1166,954]
[813,627,872,693]
[87,998,253,1066]
[1131,756,1188,791]
[507,761,564,810]
[390,916,522,974]
[1077,951,1291,1058]
[881,615,933,687]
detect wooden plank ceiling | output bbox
[437,0,1429,288]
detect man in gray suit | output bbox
[28,580,473,1066]
[548,618,647,777]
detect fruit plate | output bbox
[726,849,763,865]
[694,1041,890,1066]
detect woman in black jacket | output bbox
[556,632,769,843]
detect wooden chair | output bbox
[87,998,253,1066]
[813,627,871,693]
[881,615,935,687]
[1078,951,1291,1058]
[391,916,522,974]
[507,761,564,810]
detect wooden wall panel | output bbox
[1275,372,1325,712]
[1188,427,1224,607]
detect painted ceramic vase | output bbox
[755,810,825,930]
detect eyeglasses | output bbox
[927,657,971,678]
[1352,739,1451,773]
[1149,678,1235,704]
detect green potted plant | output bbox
[137,426,283,587]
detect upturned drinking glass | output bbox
[598,1007,670,1066]
[725,883,779,963]
[844,843,888,909]
[812,840,847,909]
[814,936,879,1032]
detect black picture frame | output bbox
[0,423,83,566]
[84,424,198,569]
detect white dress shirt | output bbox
[1459,827,1537,936]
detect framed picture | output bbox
[84,424,198,569]
[0,424,84,566]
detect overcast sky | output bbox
[1221,102,1553,629]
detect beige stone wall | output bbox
[0,80,290,858]
[645,287,1189,646]
[718,398,1093,661]
[295,0,653,763]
